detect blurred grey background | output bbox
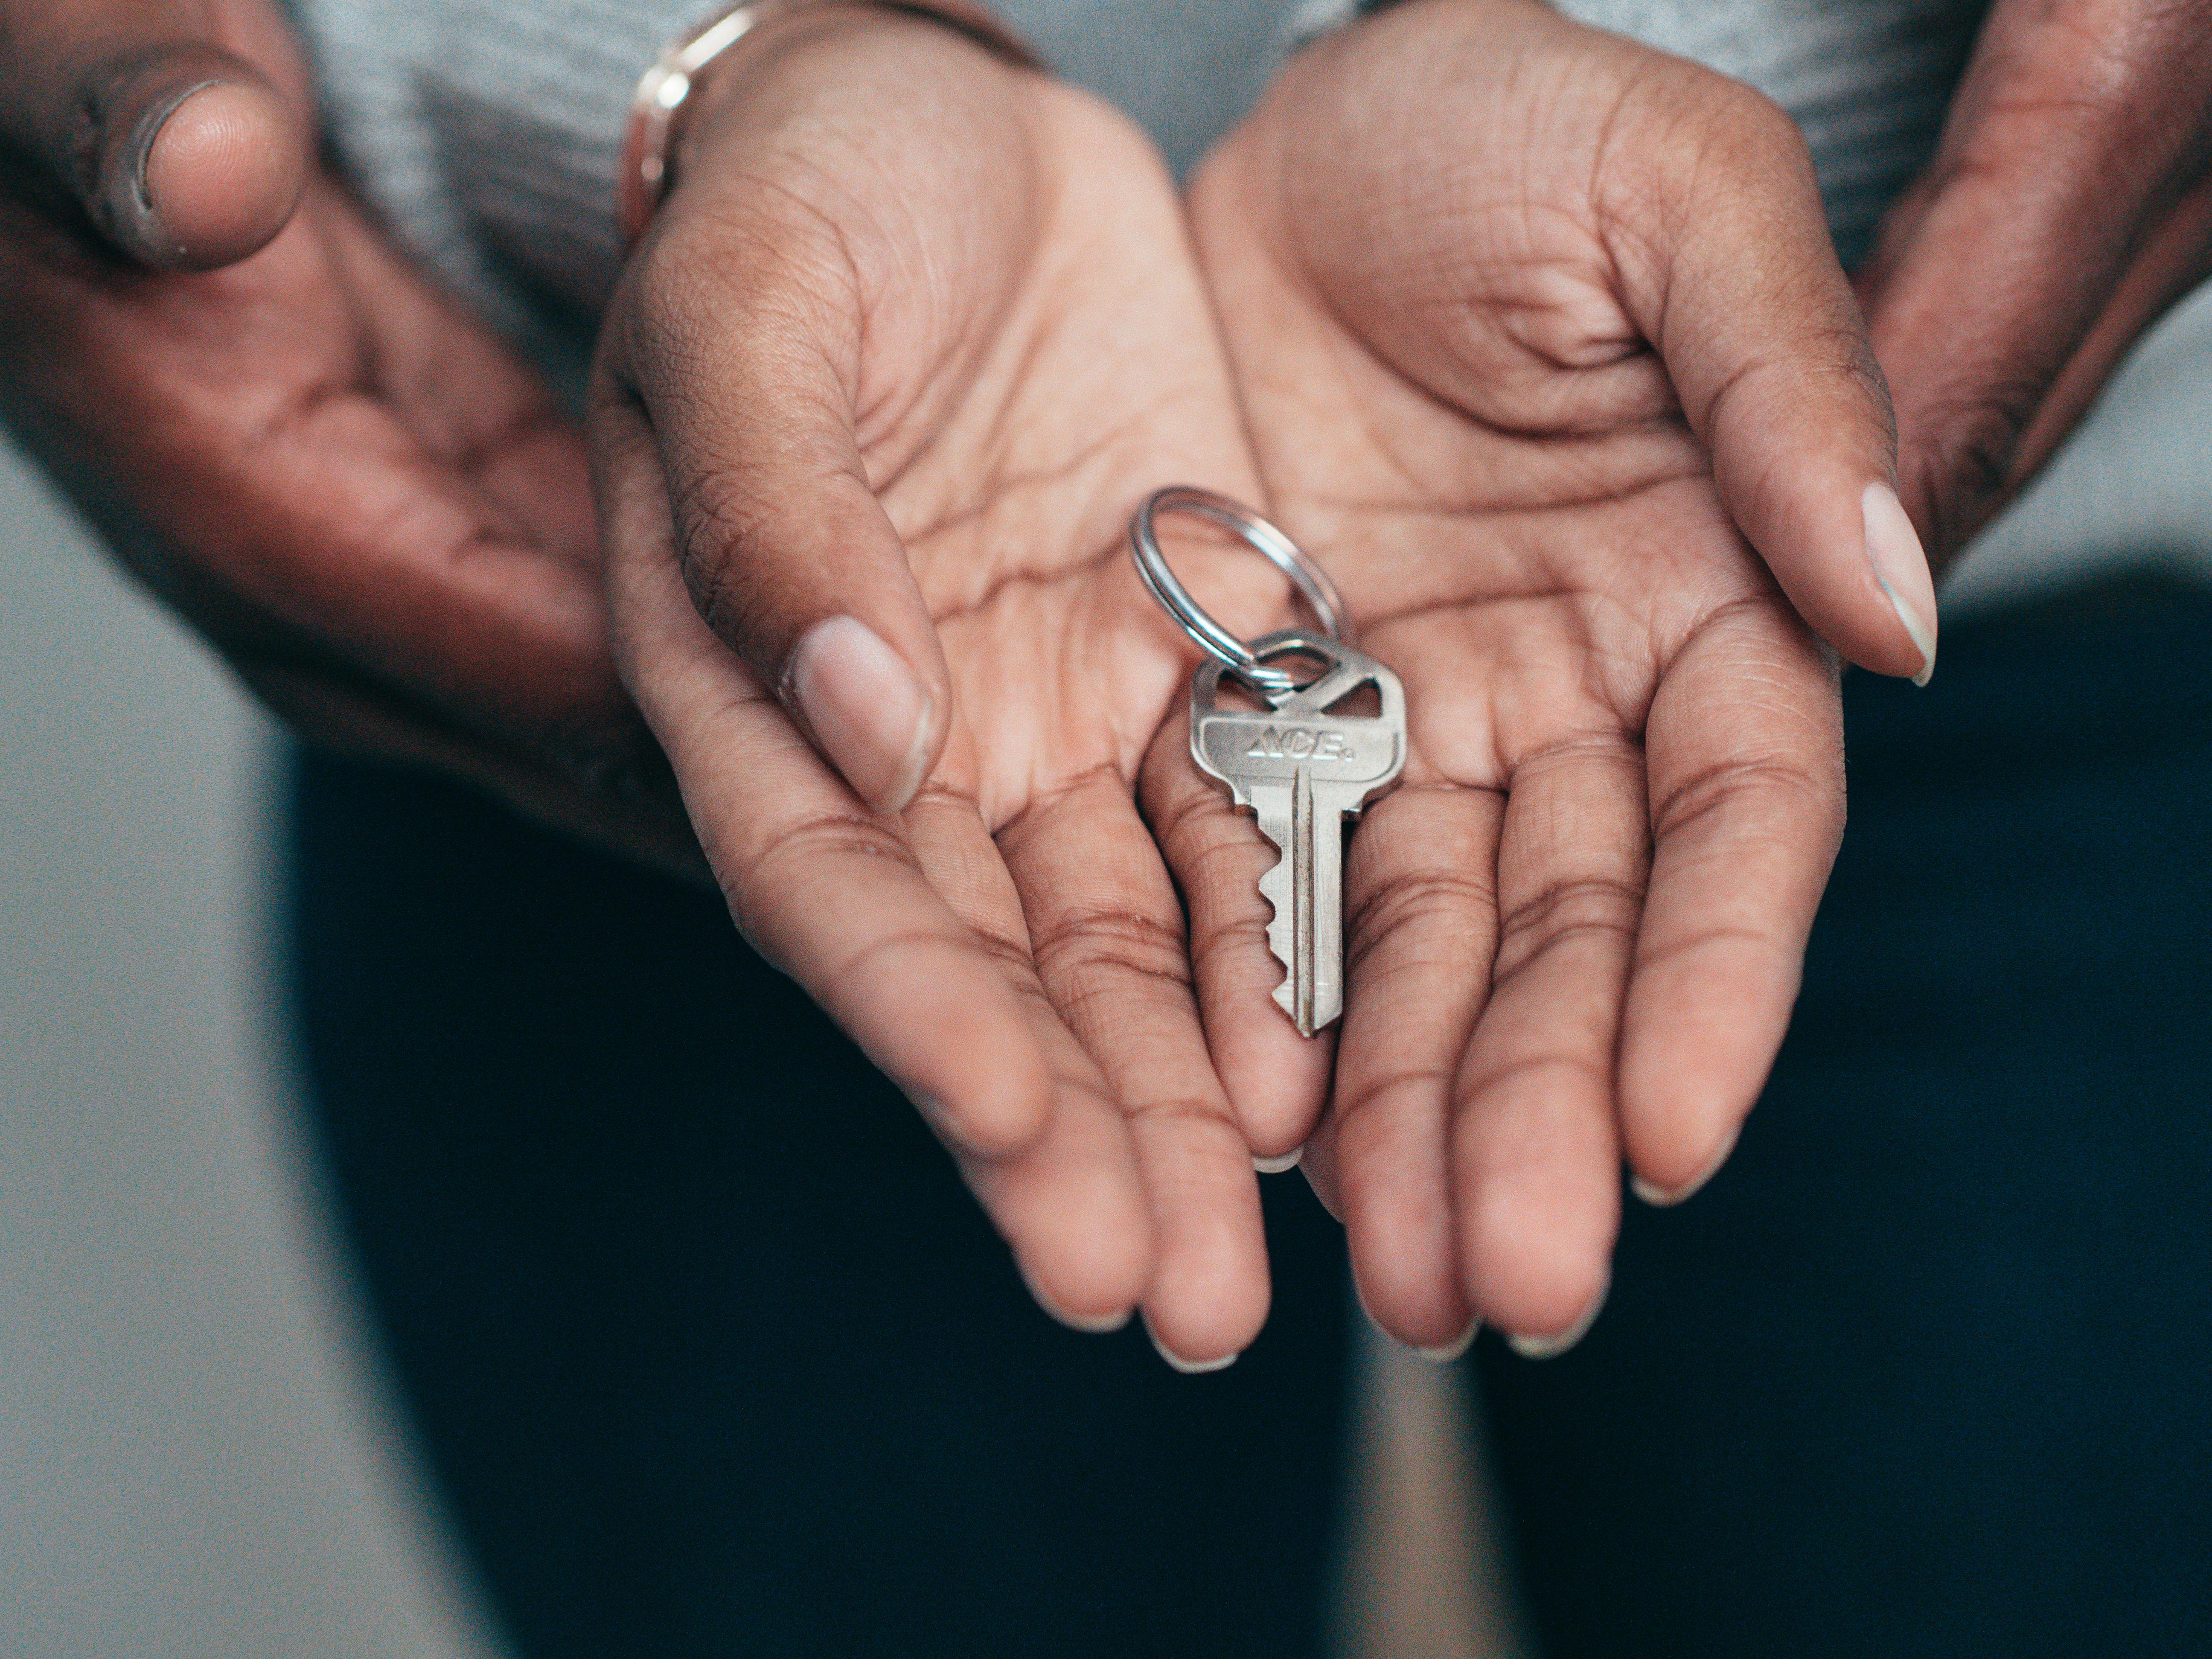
[5,283,2209,1659]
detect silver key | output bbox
[1191,630,1407,1036]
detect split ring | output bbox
[1128,486,1350,696]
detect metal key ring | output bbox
[1129,486,1351,697]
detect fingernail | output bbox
[1145,1316,1240,1374]
[1252,1146,1303,1174]
[1630,1123,1741,1208]
[1415,1318,1480,1364]
[1862,483,1938,687]
[786,615,936,815]
[1506,1279,1608,1361]
[94,79,220,256]
[1026,1287,1132,1337]
[1016,1258,1133,1335]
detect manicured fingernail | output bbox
[1863,483,1938,687]
[1415,1318,1480,1364]
[1507,1279,1607,1361]
[787,615,937,814]
[1630,1123,1741,1208]
[1253,1147,1303,1174]
[1145,1316,1239,1374]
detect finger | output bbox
[1000,771,1269,1370]
[3,179,642,802]
[1139,715,1335,1163]
[233,654,706,886]
[1617,608,1843,1206]
[1452,733,1644,1354]
[593,388,1057,1164]
[601,230,952,816]
[903,789,1154,1330]
[1318,780,1502,1356]
[1607,71,1937,685]
[0,2,305,268]
[2002,180,2212,511]
[1858,0,2212,561]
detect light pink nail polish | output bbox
[786,615,936,813]
[1862,483,1938,687]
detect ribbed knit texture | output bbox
[293,0,1985,324]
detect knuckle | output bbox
[667,469,771,645]
[1651,754,1840,847]
[736,809,920,939]
[1493,876,1643,980]
[1344,869,1497,979]
[1333,1065,1451,1142]
[1462,1048,1613,1108]
[1910,373,2046,549]
[1030,905,1191,993]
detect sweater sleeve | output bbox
[290,0,701,326]
[286,0,1311,337]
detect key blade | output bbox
[1252,772,1346,1038]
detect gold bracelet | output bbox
[617,0,1042,245]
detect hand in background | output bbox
[0,0,695,874]
[1185,0,1936,1354]
[1859,0,2212,566]
[592,7,1291,1363]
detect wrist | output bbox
[619,0,1039,244]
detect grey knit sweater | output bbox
[290,0,1986,327]
[280,0,2212,635]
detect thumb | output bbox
[595,270,952,818]
[0,2,306,268]
[1612,78,1938,685]
[1855,0,2212,564]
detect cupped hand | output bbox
[1184,0,1937,1354]
[591,5,1293,1362]
[0,0,693,873]
[1859,0,2212,565]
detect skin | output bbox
[1182,0,1915,1349]
[0,0,695,877]
[9,0,2204,1362]
[592,8,1285,1362]
[597,0,1932,1361]
[1856,0,2212,568]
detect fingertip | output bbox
[1012,1184,1152,1334]
[1143,1313,1242,1375]
[1022,1274,1133,1336]
[138,77,304,269]
[1629,1121,1740,1208]
[1351,1255,1475,1361]
[1503,1276,1608,1361]
[1212,1010,1333,1161]
[1139,1202,1272,1370]
[1460,1170,1616,1348]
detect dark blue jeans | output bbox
[291,570,2212,1658]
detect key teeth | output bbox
[1254,851,1316,1037]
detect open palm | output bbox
[594,8,1296,1364]
[1182,0,1936,1353]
